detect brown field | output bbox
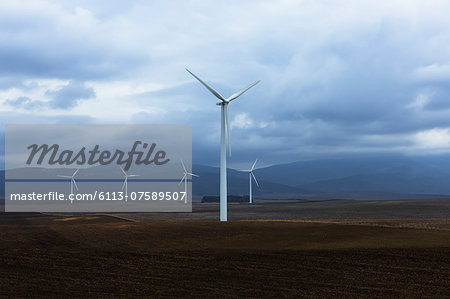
[118,198,450,230]
[1,200,450,297]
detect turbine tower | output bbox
[120,167,139,201]
[186,68,260,221]
[58,168,80,203]
[240,159,259,204]
[179,159,199,204]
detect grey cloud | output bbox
[0,111,94,125]
[0,3,147,81]
[2,1,450,166]
[5,96,45,110]
[412,64,450,83]
[0,77,27,90]
[0,112,95,168]
[4,81,95,110]
[45,80,95,109]
[419,86,450,111]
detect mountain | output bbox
[192,165,310,196]
[256,156,422,185]
[0,165,310,199]
[301,161,450,194]
[2,155,450,199]
[254,156,450,195]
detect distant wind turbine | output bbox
[178,159,199,204]
[186,68,260,221]
[58,168,80,203]
[120,167,139,201]
[240,159,259,204]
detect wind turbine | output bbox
[57,168,80,203]
[186,68,260,221]
[178,159,199,204]
[240,159,259,204]
[120,167,140,201]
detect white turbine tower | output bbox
[120,167,140,201]
[186,68,260,221]
[58,168,80,203]
[241,159,259,204]
[179,159,199,204]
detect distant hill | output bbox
[2,155,450,199]
[0,165,310,199]
[253,156,450,195]
[192,164,310,196]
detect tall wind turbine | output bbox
[120,167,140,201]
[186,68,260,221]
[58,168,80,203]
[240,159,259,204]
[179,159,199,204]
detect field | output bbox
[120,198,450,229]
[1,199,450,297]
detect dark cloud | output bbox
[45,80,95,109]
[0,76,27,89]
[3,81,95,110]
[0,111,94,125]
[0,3,147,81]
[0,112,95,169]
[4,96,45,110]
[0,47,146,81]
[1,1,450,167]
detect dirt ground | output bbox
[1,200,450,297]
[114,199,450,229]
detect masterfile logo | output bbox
[5,124,193,213]
[26,141,170,171]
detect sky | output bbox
[1,0,450,168]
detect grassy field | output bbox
[1,210,450,297]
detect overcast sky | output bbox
[1,0,450,168]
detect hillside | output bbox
[192,164,310,196]
[246,155,450,195]
[2,155,450,198]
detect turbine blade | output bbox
[72,179,79,191]
[188,173,199,177]
[251,172,259,187]
[119,166,127,176]
[58,175,71,178]
[186,68,226,102]
[122,178,127,190]
[251,158,258,171]
[128,174,140,177]
[225,104,231,156]
[227,80,260,102]
[179,174,186,185]
[180,159,187,172]
[73,168,80,177]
